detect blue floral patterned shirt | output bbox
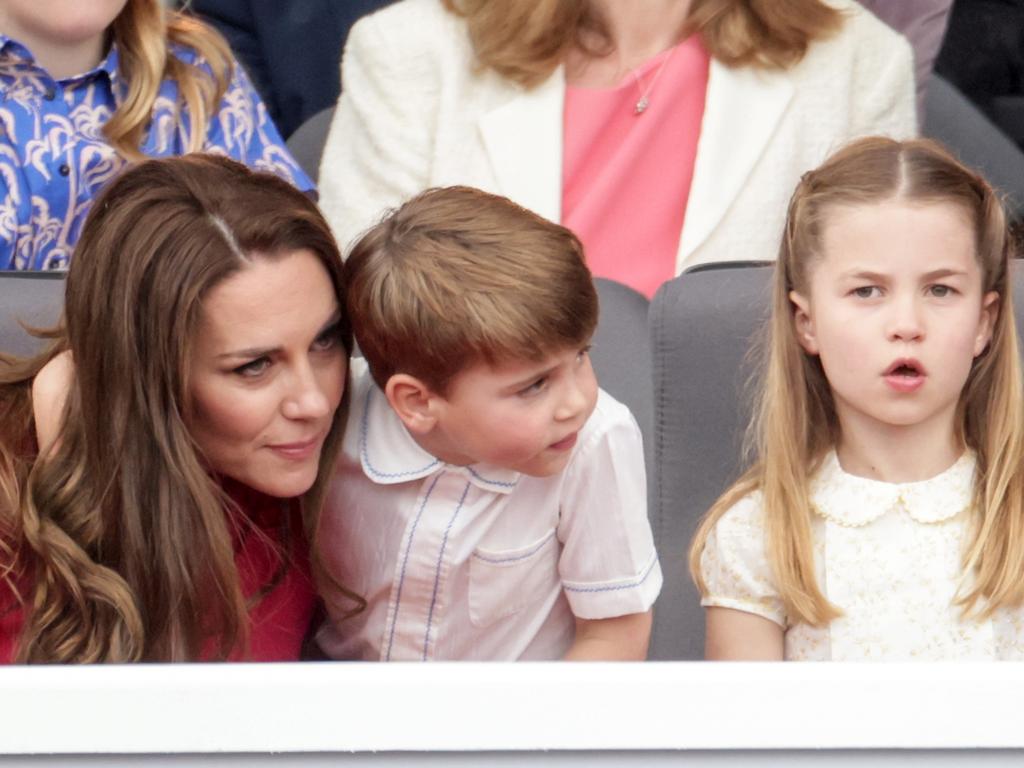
[0,36,314,270]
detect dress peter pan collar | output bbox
[810,450,975,528]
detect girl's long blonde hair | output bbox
[105,0,232,159]
[441,0,843,88]
[0,155,354,662]
[689,137,1024,627]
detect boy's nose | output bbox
[555,372,594,422]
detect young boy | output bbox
[317,187,661,661]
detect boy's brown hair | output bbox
[345,186,598,394]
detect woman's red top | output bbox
[0,483,316,663]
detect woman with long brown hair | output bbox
[0,0,311,270]
[319,0,915,299]
[0,154,353,662]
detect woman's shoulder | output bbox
[810,0,912,61]
[31,350,73,453]
[347,0,470,62]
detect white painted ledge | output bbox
[1,662,1023,755]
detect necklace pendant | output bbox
[634,96,649,115]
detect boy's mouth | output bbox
[549,432,578,452]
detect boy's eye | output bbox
[928,284,954,298]
[234,357,271,378]
[851,286,880,299]
[576,344,592,362]
[518,377,547,397]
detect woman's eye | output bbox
[577,344,592,363]
[312,331,339,351]
[852,286,880,299]
[929,284,954,298]
[234,357,271,377]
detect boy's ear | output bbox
[789,290,818,355]
[385,373,440,434]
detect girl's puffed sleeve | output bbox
[699,492,786,627]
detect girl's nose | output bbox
[886,296,925,342]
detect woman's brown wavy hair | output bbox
[105,0,233,159]
[690,137,1024,626]
[0,155,353,662]
[442,0,843,88]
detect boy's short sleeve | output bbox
[555,392,662,620]
[699,493,786,627]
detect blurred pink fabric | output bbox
[562,36,709,298]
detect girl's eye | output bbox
[929,284,954,298]
[234,357,271,378]
[851,286,880,299]
[576,344,592,363]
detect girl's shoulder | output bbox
[705,490,769,556]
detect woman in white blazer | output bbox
[319,0,915,294]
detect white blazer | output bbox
[319,0,915,272]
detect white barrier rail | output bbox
[1,661,1023,758]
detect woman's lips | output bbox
[267,435,322,460]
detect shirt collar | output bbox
[0,34,119,84]
[358,385,521,494]
[811,450,975,528]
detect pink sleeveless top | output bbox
[563,36,710,298]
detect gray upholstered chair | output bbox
[647,262,770,660]
[0,272,64,358]
[286,106,335,186]
[590,278,653,467]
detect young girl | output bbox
[0,0,312,271]
[0,154,352,662]
[689,136,1024,661]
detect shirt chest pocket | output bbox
[468,528,560,628]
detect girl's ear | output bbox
[974,290,1000,356]
[789,291,819,355]
[385,373,439,434]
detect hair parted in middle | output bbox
[345,185,599,394]
[689,136,1024,627]
[0,154,354,662]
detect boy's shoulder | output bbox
[574,388,642,455]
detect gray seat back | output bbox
[590,278,652,464]
[286,107,336,185]
[0,272,65,358]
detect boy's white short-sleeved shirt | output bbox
[317,359,661,661]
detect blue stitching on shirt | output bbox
[384,472,442,661]
[562,553,660,594]
[466,466,518,489]
[422,481,471,660]
[471,529,557,564]
[361,387,440,480]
